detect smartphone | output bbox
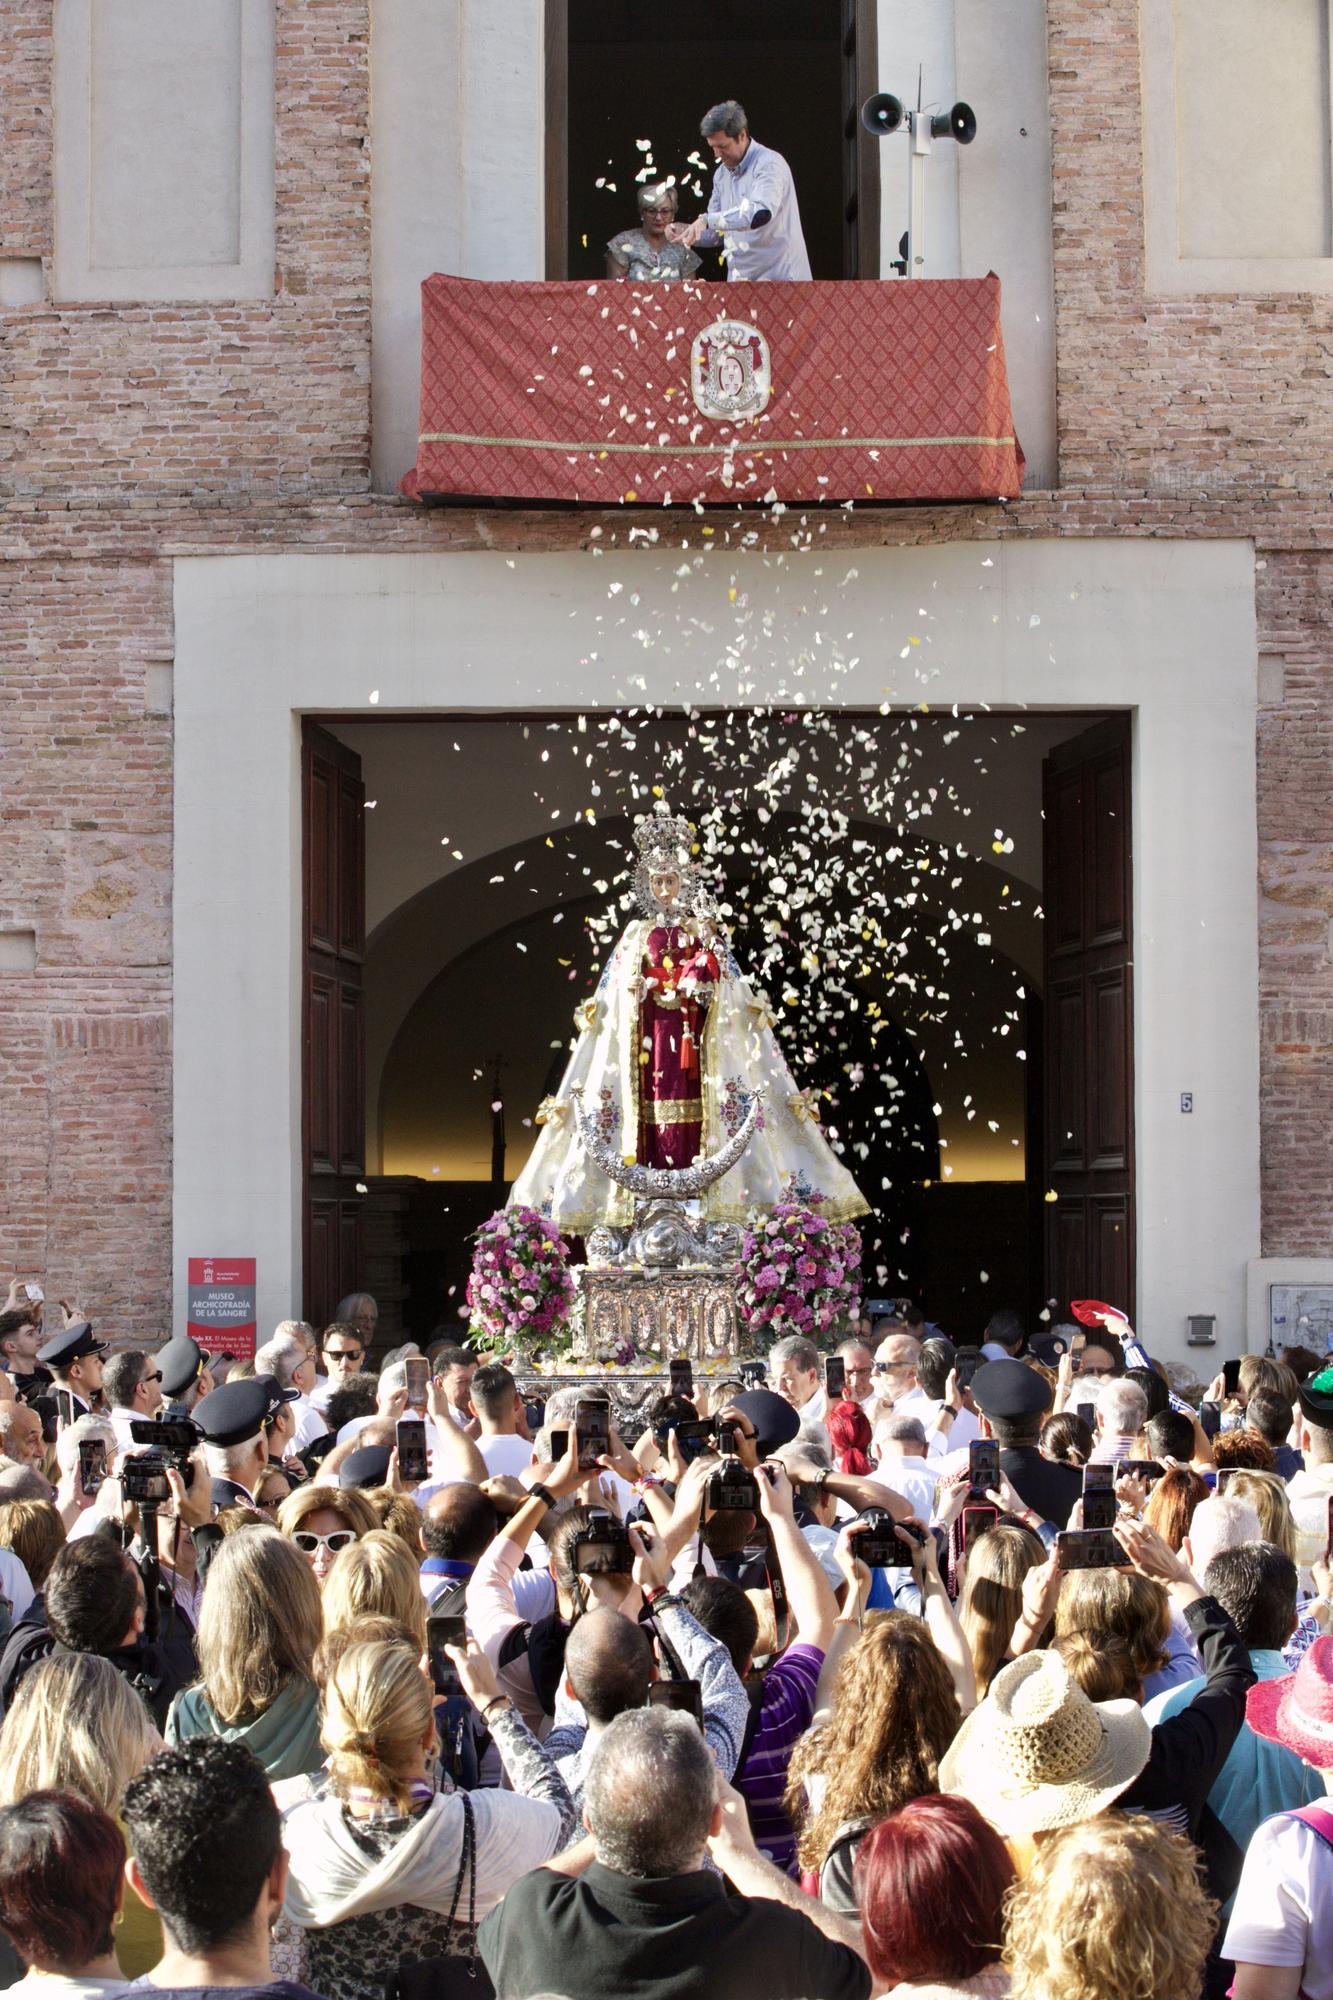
[23,1284,42,1304]
[824,1354,846,1400]
[1070,1331,1086,1375]
[1082,1464,1115,1492]
[647,1678,704,1728]
[668,1357,694,1401]
[1216,1465,1238,1493]
[1075,1402,1097,1430]
[575,1397,610,1472]
[1057,1528,1124,1570]
[427,1610,466,1655]
[78,1437,106,1496]
[1081,1488,1118,1531]
[1122,1459,1163,1489]
[740,1360,766,1389]
[395,1417,429,1483]
[1222,1358,1242,1398]
[548,1427,569,1461]
[662,1417,715,1463]
[405,1356,430,1411]
[953,1348,982,1390]
[968,1439,1000,1497]
[962,1500,1000,1549]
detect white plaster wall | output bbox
[173,539,1260,1357]
[370,0,545,491]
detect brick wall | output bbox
[2,0,1331,1330]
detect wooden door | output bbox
[1042,718,1135,1319]
[841,0,881,278]
[302,722,365,1329]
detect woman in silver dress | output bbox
[606,181,702,282]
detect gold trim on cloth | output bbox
[420,432,1017,454]
[643,1097,704,1127]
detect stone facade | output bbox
[2,0,1331,1328]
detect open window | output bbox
[545,0,880,281]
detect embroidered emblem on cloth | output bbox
[690,318,772,420]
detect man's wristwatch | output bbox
[528,1481,557,1511]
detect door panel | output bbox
[302,723,366,1330]
[1042,717,1135,1318]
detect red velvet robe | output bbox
[637,922,720,1168]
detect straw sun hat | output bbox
[939,1649,1150,1836]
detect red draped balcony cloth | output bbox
[401,273,1024,508]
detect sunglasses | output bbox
[291,1529,358,1555]
[324,1348,363,1363]
[141,1371,163,1386]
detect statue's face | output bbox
[649,867,682,910]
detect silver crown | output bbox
[633,800,694,871]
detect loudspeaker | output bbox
[930,100,977,144]
[861,92,905,137]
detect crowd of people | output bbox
[0,1272,1330,1998]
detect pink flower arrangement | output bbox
[739,1204,862,1341]
[466,1206,575,1352]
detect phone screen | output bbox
[647,1679,704,1728]
[968,1439,1000,1496]
[78,1438,106,1495]
[405,1356,430,1410]
[1070,1331,1086,1375]
[962,1500,1000,1549]
[1081,1488,1118,1531]
[427,1611,466,1655]
[575,1398,610,1471]
[1222,1358,1242,1398]
[1075,1402,1097,1430]
[1083,1464,1114,1492]
[824,1355,846,1400]
[548,1428,569,1461]
[668,1358,693,1401]
[395,1418,429,1482]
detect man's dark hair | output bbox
[45,1539,139,1655]
[469,1364,516,1424]
[1146,1409,1195,1463]
[0,1306,40,1347]
[1203,1542,1298,1652]
[102,1349,148,1411]
[563,1607,654,1726]
[700,98,747,140]
[681,1574,760,1674]
[984,1308,1026,1355]
[320,1319,362,1349]
[699,1508,757,1559]
[326,1377,377,1434]
[431,1344,475,1377]
[123,1740,280,1955]
[0,1790,124,1971]
[1247,1389,1294,1449]
[1279,1344,1323,1385]
[917,1337,956,1401]
[1124,1365,1170,1424]
[422,1483,498,1563]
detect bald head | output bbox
[421,1482,498,1564]
[563,1606,654,1727]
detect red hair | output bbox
[827,1398,874,1475]
[855,1794,1014,1985]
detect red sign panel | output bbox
[187,1257,257,1359]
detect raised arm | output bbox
[427,1378,488,1484]
[756,1463,837,1653]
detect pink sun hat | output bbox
[1247,1634,1333,1770]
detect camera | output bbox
[571,1512,634,1576]
[121,1450,173,1506]
[852,1505,902,1568]
[126,1414,201,1501]
[129,1416,201,1466]
[707,1457,758,1512]
[654,1416,714,1462]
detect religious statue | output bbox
[508,801,870,1233]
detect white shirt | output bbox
[1223,1808,1333,1997]
[335,1413,378,1448]
[702,137,811,282]
[289,1391,328,1452]
[875,1453,941,1524]
[1287,1464,1333,1594]
[478,1433,534,1479]
[0,1547,33,1624]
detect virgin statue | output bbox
[508,802,870,1232]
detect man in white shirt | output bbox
[834,1338,876,1410]
[430,1343,480,1432]
[254,1323,326,1453]
[1286,1369,1333,1593]
[309,1321,366,1413]
[101,1348,164,1456]
[873,1415,942,1522]
[769,1335,828,1440]
[470,1363,535,1480]
[669,100,811,282]
[1087,1376,1149,1465]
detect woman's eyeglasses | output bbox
[291,1528,358,1554]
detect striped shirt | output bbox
[735,1643,824,1875]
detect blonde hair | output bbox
[1005,1812,1216,1999]
[959,1522,1048,1697]
[195,1524,323,1724]
[365,1488,424,1552]
[321,1638,432,1810]
[0,1653,162,1814]
[321,1528,427,1650]
[277,1482,380,1542]
[1224,1469,1297,1560]
[0,1499,65,1588]
[1053,1569,1170,1698]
